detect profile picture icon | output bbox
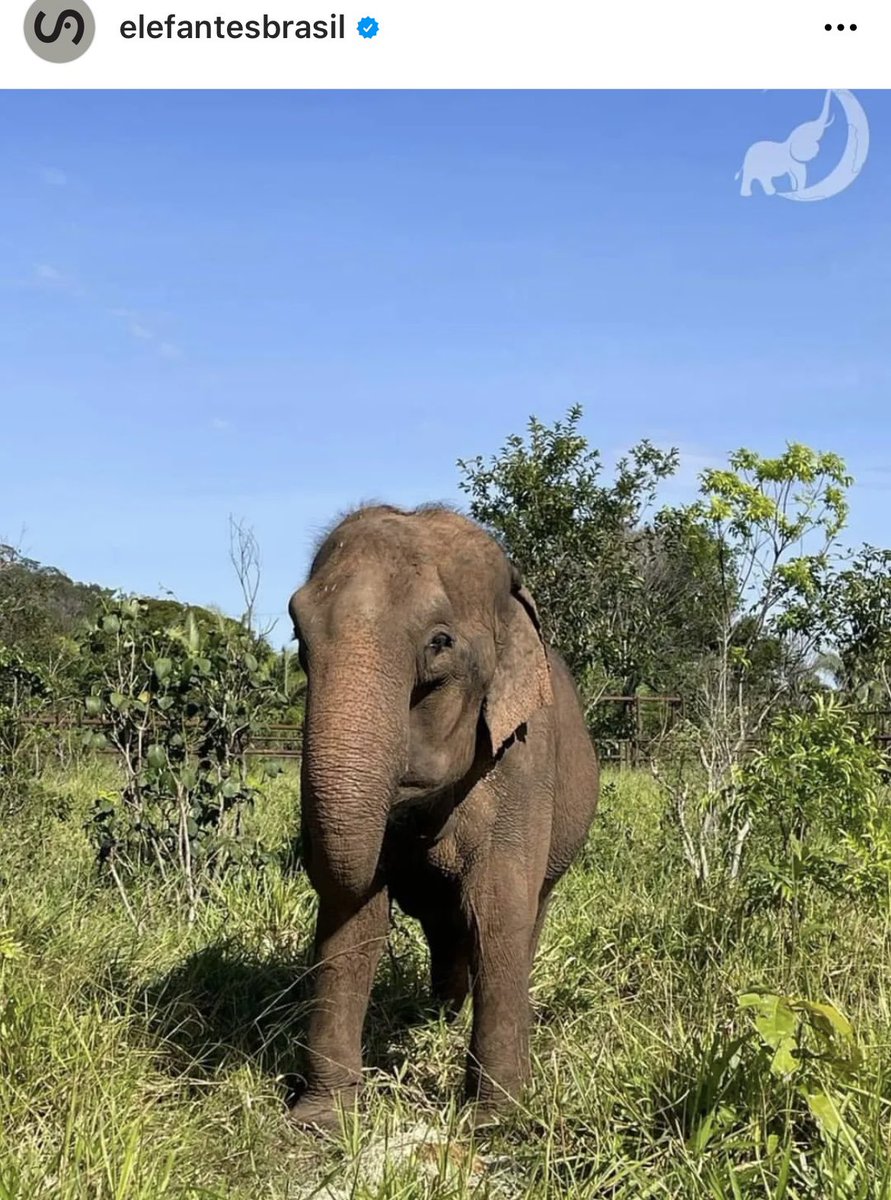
[24,0,95,62]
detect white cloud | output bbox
[29,276,183,361]
[109,307,154,342]
[109,308,181,358]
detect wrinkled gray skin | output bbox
[287,504,599,1130]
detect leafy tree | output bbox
[79,596,283,919]
[0,543,107,675]
[812,545,891,704]
[457,407,760,768]
[458,407,681,716]
[653,444,852,885]
[736,694,891,911]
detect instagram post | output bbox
[1,5,890,1195]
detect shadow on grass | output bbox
[140,929,444,1107]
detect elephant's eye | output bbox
[428,631,454,654]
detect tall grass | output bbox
[0,765,889,1198]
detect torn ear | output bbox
[483,571,553,756]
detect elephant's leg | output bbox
[529,879,556,959]
[463,859,535,1117]
[421,909,472,1018]
[762,175,777,196]
[290,886,390,1131]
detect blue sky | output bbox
[1,89,889,644]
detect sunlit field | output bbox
[1,761,889,1200]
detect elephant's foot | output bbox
[463,1068,525,1129]
[287,1086,359,1134]
[464,1100,505,1131]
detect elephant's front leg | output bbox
[290,886,390,1130]
[463,860,535,1118]
[788,162,806,192]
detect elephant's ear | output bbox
[483,569,553,757]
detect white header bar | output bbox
[1,0,889,88]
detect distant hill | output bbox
[0,544,109,665]
[0,545,270,666]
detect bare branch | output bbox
[227,516,275,639]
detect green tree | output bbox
[458,407,679,711]
[0,542,107,676]
[812,545,891,704]
[79,596,283,919]
[737,694,891,911]
[457,407,740,758]
[653,443,852,885]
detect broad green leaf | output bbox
[754,995,797,1046]
[738,992,765,1009]
[800,999,853,1041]
[805,1089,842,1137]
[179,766,197,790]
[146,744,166,769]
[770,1036,799,1077]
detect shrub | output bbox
[78,597,282,915]
[735,694,891,908]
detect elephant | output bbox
[286,503,600,1131]
[736,90,834,196]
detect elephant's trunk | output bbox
[301,657,407,902]
[817,89,833,129]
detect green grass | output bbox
[1,764,890,1198]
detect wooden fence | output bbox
[23,699,891,773]
[21,695,685,770]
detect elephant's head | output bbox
[788,89,835,163]
[287,505,553,900]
